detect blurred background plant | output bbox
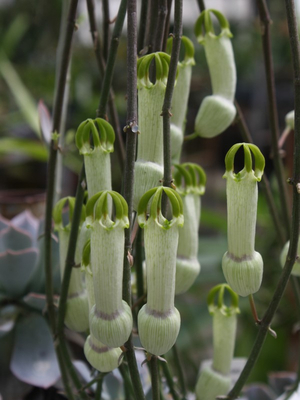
[1,0,300,399]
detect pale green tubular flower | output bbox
[173,163,206,294]
[86,191,133,348]
[194,9,236,138]
[75,118,115,198]
[166,36,195,163]
[133,52,174,211]
[53,197,89,332]
[81,240,123,372]
[195,284,240,400]
[285,110,295,130]
[222,143,265,297]
[137,187,184,356]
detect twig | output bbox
[44,1,81,397]
[256,0,291,238]
[102,0,110,61]
[162,0,173,52]
[161,0,183,214]
[144,0,158,54]
[161,361,180,400]
[154,0,168,52]
[135,227,146,311]
[150,356,161,400]
[119,364,135,399]
[95,373,104,400]
[197,0,205,11]
[227,0,300,397]
[122,1,146,399]
[96,0,127,118]
[86,0,125,166]
[172,344,187,398]
[137,0,149,53]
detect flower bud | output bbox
[280,240,300,277]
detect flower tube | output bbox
[280,239,300,277]
[75,118,115,198]
[86,191,132,348]
[133,52,173,210]
[137,187,184,356]
[166,36,195,163]
[81,240,123,372]
[53,197,89,332]
[222,143,265,296]
[194,9,236,138]
[173,163,206,294]
[195,284,239,400]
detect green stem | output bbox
[161,0,183,214]
[137,0,149,53]
[150,357,160,400]
[86,0,125,167]
[256,0,291,238]
[119,364,135,399]
[97,0,127,118]
[234,100,286,245]
[161,361,180,400]
[227,1,300,397]
[102,0,110,61]
[56,346,75,400]
[95,373,104,400]
[172,344,187,398]
[122,1,146,399]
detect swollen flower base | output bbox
[137,187,184,356]
[280,239,300,277]
[194,9,236,138]
[195,284,239,400]
[222,143,265,296]
[53,197,89,332]
[86,191,133,348]
[82,240,122,372]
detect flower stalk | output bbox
[137,186,183,356]
[222,143,265,297]
[194,9,236,138]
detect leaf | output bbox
[0,331,32,400]
[0,305,20,333]
[22,293,46,312]
[38,100,52,146]
[0,249,38,298]
[0,138,48,162]
[10,313,60,388]
[0,52,40,136]
[11,210,39,246]
[0,215,10,231]
[0,225,33,252]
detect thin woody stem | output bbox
[150,357,161,400]
[154,0,168,52]
[161,0,183,214]
[227,0,300,397]
[122,0,146,399]
[256,0,291,238]
[137,0,149,53]
[86,0,125,167]
[97,0,127,118]
[102,0,110,61]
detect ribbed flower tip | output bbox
[194,9,236,138]
[75,118,115,198]
[133,52,173,211]
[86,191,132,348]
[222,143,265,296]
[280,239,300,277]
[137,187,184,355]
[53,197,89,332]
[82,243,122,372]
[207,284,239,375]
[173,163,206,294]
[166,36,195,162]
